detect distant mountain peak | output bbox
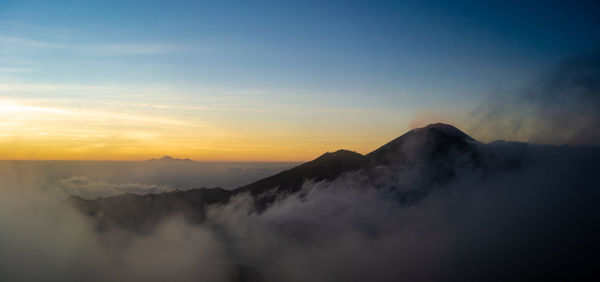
[147,155,193,162]
[315,149,363,161]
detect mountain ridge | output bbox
[67,123,480,231]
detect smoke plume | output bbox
[471,49,600,145]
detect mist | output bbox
[471,49,600,145]
[204,142,600,281]
[0,160,298,199]
[1,138,599,281]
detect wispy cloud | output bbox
[0,67,31,73]
[0,98,209,128]
[0,34,63,48]
[0,83,120,93]
[88,43,178,55]
[0,33,177,55]
[0,100,69,114]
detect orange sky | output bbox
[0,98,422,161]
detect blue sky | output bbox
[1,0,599,160]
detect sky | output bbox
[1,0,599,161]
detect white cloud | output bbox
[59,176,174,198]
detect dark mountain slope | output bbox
[364,123,481,189]
[366,123,477,166]
[234,149,365,196]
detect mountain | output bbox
[238,123,478,195]
[363,123,481,188]
[147,155,194,162]
[365,123,476,166]
[232,149,365,209]
[235,149,365,193]
[63,123,600,282]
[67,123,480,232]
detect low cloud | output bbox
[59,176,174,198]
[204,142,600,281]
[1,139,599,281]
[0,201,229,282]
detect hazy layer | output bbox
[1,139,598,281]
[0,160,298,199]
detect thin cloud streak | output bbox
[0,99,209,129]
[0,33,178,55]
[0,34,63,48]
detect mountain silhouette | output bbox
[67,124,479,226]
[236,150,365,194]
[238,123,478,194]
[67,123,482,233]
[363,123,481,188]
[366,123,476,165]
[147,155,193,162]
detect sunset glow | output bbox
[0,95,406,161]
[1,1,598,160]
[1,1,599,282]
